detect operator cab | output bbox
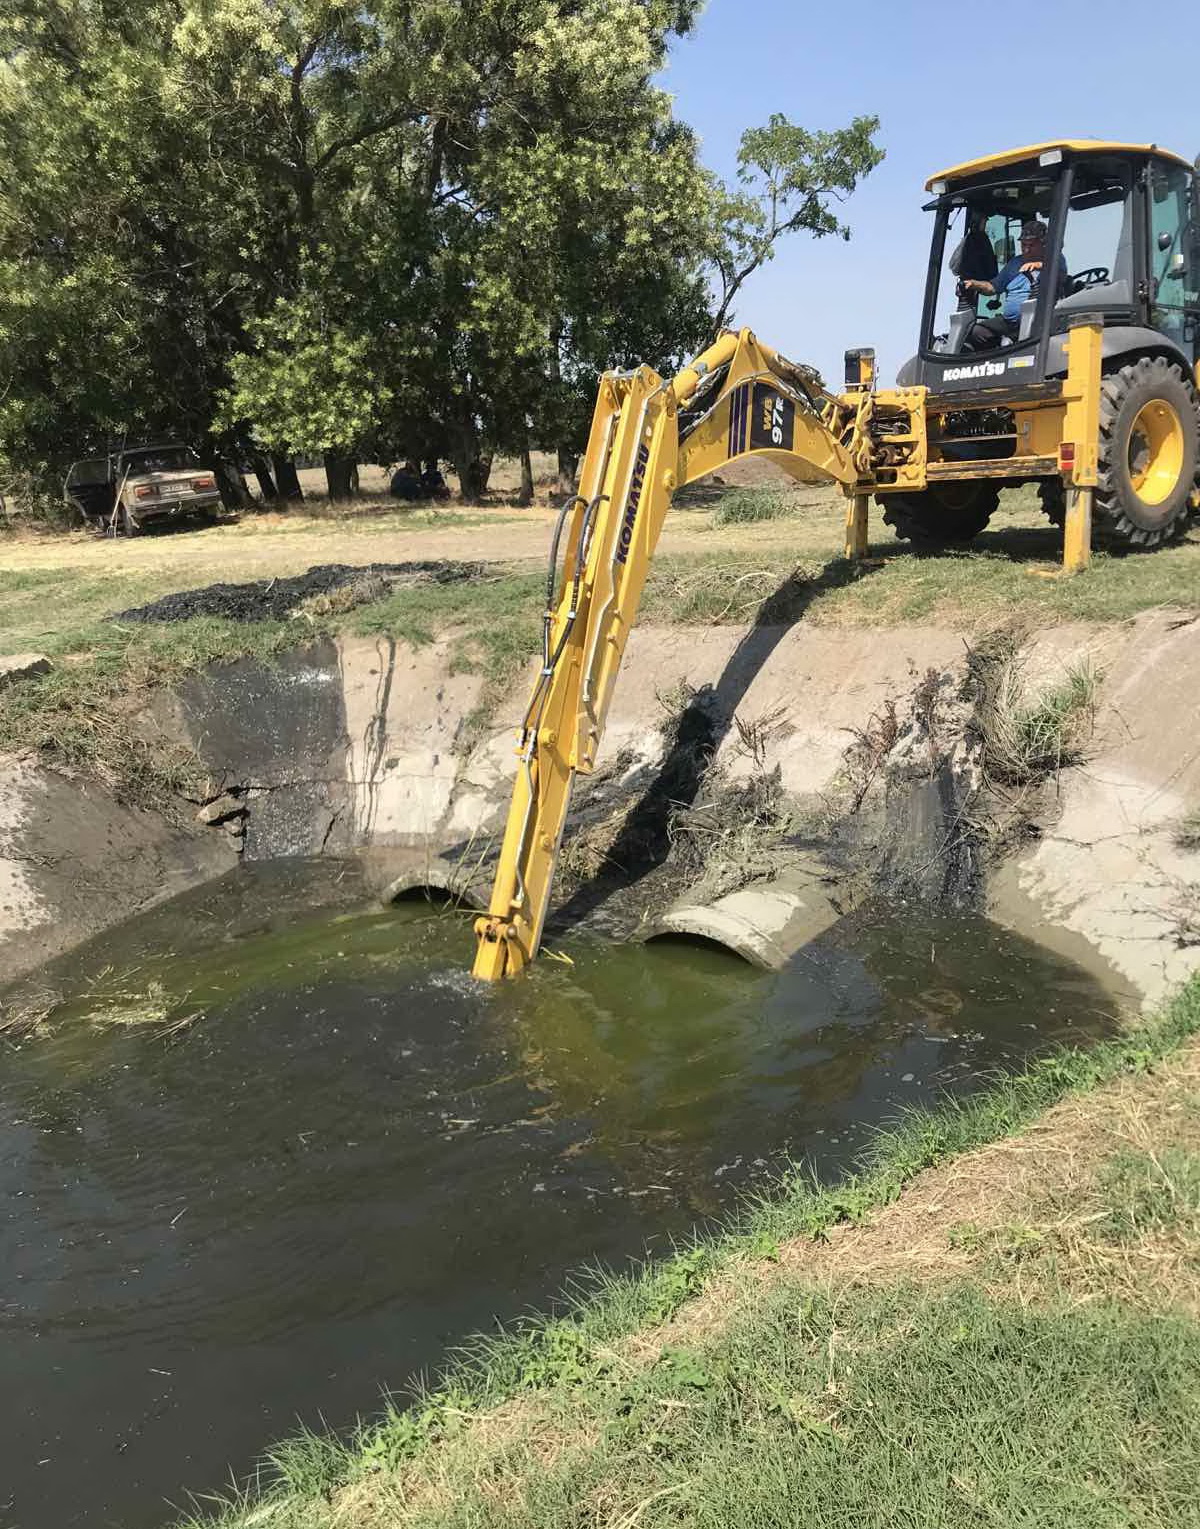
[899,141,1200,394]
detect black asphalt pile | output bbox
[113,561,483,624]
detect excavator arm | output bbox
[471,328,860,980]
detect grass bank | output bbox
[3,480,1200,803]
[179,975,1200,1529]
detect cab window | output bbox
[927,178,1056,353]
[1147,162,1200,355]
[1056,159,1133,309]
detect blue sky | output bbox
[659,0,1196,385]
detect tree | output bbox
[710,113,885,332]
[221,0,718,500]
[0,0,883,510]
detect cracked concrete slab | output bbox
[989,612,1200,1008]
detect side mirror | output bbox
[1158,230,1174,252]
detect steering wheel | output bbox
[1069,266,1110,289]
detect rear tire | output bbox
[1038,479,1065,527]
[878,481,1000,547]
[1093,356,1197,549]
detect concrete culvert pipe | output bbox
[643,859,845,971]
[379,860,486,911]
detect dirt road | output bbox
[0,487,844,587]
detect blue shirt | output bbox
[992,254,1069,322]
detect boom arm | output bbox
[471,328,858,980]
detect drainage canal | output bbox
[2,861,1122,1528]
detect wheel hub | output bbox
[1128,399,1185,508]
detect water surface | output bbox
[0,864,1122,1528]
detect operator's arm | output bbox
[964,258,1017,296]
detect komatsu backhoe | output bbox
[472,139,1200,980]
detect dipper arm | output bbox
[471,329,857,979]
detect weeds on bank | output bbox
[709,488,796,528]
[1175,808,1200,852]
[986,659,1100,786]
[176,978,1200,1529]
[965,627,1100,824]
[0,615,303,804]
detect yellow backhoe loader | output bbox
[472,139,1200,980]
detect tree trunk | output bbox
[214,459,252,511]
[517,442,534,507]
[454,453,491,502]
[323,452,357,500]
[452,427,493,502]
[556,447,578,498]
[272,454,304,501]
[251,455,278,502]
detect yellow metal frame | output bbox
[473,317,1115,979]
[472,329,856,980]
[926,139,1191,189]
[1060,318,1103,572]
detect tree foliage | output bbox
[0,1,882,504]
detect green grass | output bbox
[348,567,543,685]
[709,487,796,527]
[174,975,1200,1529]
[388,1283,1200,1529]
[1096,1145,1200,1241]
[0,565,174,657]
[0,612,302,801]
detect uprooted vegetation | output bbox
[972,638,1100,787]
[556,624,1106,939]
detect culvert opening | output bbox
[380,867,485,911]
[643,927,759,966]
[387,882,477,909]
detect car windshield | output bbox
[928,175,1058,353]
[123,446,190,473]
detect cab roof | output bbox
[925,140,1192,191]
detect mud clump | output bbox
[114,560,482,624]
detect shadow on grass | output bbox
[873,521,1065,566]
[551,556,883,928]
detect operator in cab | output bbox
[960,220,1066,350]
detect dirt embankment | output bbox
[1,582,1199,1004]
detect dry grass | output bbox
[0,985,61,1038]
[335,1039,1200,1527]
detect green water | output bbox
[0,862,1122,1528]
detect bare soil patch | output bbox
[114,560,482,624]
